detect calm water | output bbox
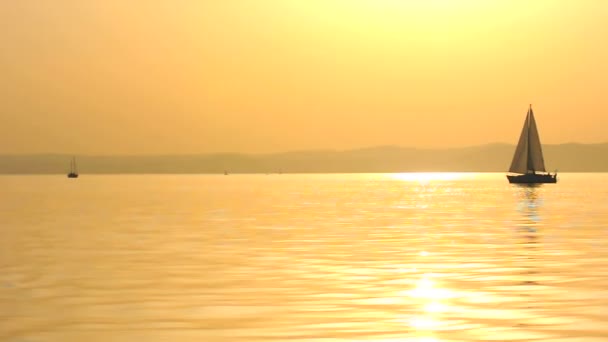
[1,173,608,342]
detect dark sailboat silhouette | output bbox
[507,105,557,184]
[67,157,79,178]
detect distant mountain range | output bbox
[1,143,608,174]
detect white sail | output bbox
[509,111,530,174]
[508,106,546,174]
[527,109,546,172]
[69,157,78,175]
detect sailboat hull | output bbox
[507,173,557,184]
[67,173,78,178]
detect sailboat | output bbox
[507,105,557,184]
[67,157,79,178]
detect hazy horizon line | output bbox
[2,141,608,157]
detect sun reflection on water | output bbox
[424,301,447,313]
[399,272,458,341]
[408,275,454,300]
[391,172,465,182]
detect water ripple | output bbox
[1,173,608,341]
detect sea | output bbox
[1,173,607,342]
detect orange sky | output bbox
[1,0,607,154]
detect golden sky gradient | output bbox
[1,0,607,154]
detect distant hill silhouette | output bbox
[1,143,607,174]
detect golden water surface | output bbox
[1,173,607,341]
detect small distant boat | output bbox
[67,157,79,178]
[507,105,557,184]
[224,170,228,175]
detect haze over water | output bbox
[2,173,608,341]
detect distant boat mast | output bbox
[67,156,79,178]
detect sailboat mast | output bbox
[526,104,533,174]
